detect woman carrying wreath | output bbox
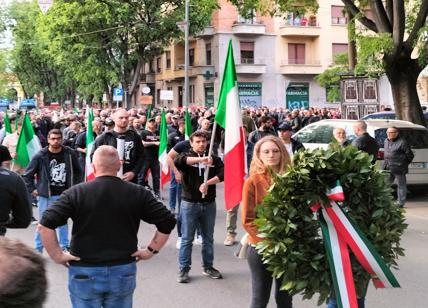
[241,136,293,308]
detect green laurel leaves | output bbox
[255,143,407,304]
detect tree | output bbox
[7,1,73,103]
[232,0,428,125]
[40,0,218,107]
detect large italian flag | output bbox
[14,112,42,167]
[215,40,246,210]
[158,109,170,186]
[85,108,95,181]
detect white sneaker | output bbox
[176,237,182,249]
[194,235,203,245]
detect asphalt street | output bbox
[5,184,428,308]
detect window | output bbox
[189,85,195,104]
[331,6,347,24]
[238,10,256,24]
[206,43,212,65]
[189,49,194,66]
[295,125,355,144]
[375,129,428,149]
[240,41,254,64]
[288,43,305,64]
[149,60,155,73]
[332,43,348,63]
[165,51,171,69]
[332,43,348,56]
[156,57,161,73]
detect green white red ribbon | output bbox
[312,180,400,308]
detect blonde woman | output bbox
[242,135,292,308]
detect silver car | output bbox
[293,119,428,191]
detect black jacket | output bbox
[23,146,83,197]
[352,132,379,163]
[291,138,305,153]
[40,176,176,266]
[91,130,143,176]
[0,168,32,236]
[175,150,224,203]
[382,135,414,174]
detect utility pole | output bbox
[184,0,189,109]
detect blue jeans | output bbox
[327,297,365,308]
[35,195,69,250]
[178,200,216,270]
[168,170,182,211]
[68,262,136,308]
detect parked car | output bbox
[362,111,428,126]
[293,119,428,191]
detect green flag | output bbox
[4,110,12,134]
[184,108,192,140]
[14,113,42,167]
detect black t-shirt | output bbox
[140,130,160,160]
[48,150,67,196]
[172,140,191,154]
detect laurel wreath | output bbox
[254,143,407,304]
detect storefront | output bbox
[238,82,262,108]
[286,83,309,109]
[204,83,214,108]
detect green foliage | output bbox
[354,33,393,77]
[229,0,318,18]
[255,144,406,304]
[315,54,348,103]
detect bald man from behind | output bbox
[39,145,176,308]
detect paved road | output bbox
[6,185,428,308]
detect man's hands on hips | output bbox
[52,251,80,267]
[132,248,154,261]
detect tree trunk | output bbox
[385,57,424,125]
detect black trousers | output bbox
[247,246,293,308]
[138,159,160,195]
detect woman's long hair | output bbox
[250,135,291,176]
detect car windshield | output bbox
[295,124,356,144]
[374,128,428,148]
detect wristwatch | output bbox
[147,246,159,254]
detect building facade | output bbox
[138,0,426,110]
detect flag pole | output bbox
[202,121,218,198]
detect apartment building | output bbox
[138,0,350,109]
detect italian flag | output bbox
[214,40,246,210]
[158,109,170,186]
[184,107,192,140]
[14,112,42,167]
[4,110,12,135]
[85,108,95,181]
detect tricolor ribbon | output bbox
[312,180,400,308]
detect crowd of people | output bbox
[0,104,412,308]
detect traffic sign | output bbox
[113,88,123,101]
[38,0,53,14]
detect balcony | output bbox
[170,64,215,79]
[196,26,215,38]
[144,73,156,83]
[232,22,265,35]
[280,59,323,75]
[235,58,266,74]
[280,25,321,37]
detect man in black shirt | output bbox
[0,145,32,236]
[138,118,161,197]
[23,129,82,253]
[352,120,379,164]
[174,131,224,283]
[92,109,143,183]
[39,145,175,307]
